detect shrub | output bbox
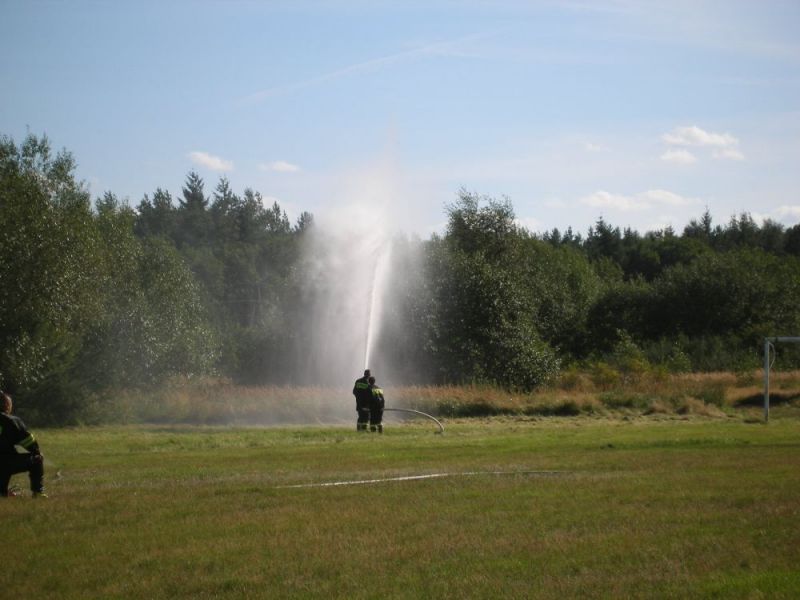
[677,398,726,417]
[524,399,582,416]
[644,398,673,415]
[589,362,621,390]
[599,391,649,410]
[697,383,726,407]
[556,366,594,392]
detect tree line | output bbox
[3,133,800,423]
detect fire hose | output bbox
[384,407,444,434]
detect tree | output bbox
[715,212,761,251]
[683,209,715,244]
[294,211,313,233]
[135,188,175,239]
[651,249,800,340]
[585,217,623,264]
[421,191,559,390]
[445,189,517,259]
[587,279,655,353]
[0,133,103,421]
[785,224,800,256]
[83,196,217,389]
[210,177,239,242]
[175,171,212,248]
[516,239,602,356]
[179,170,208,211]
[1,134,219,422]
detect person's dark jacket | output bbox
[369,384,385,410]
[0,413,41,456]
[353,376,371,409]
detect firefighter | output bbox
[352,369,372,431]
[0,391,46,498]
[368,376,385,434]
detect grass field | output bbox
[4,413,800,598]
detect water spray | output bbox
[363,243,392,370]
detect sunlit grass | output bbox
[5,418,800,598]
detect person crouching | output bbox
[0,391,46,498]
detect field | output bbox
[4,411,800,598]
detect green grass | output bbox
[5,417,800,598]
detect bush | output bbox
[589,362,621,390]
[677,398,726,417]
[598,391,649,410]
[696,383,726,407]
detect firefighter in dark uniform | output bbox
[0,391,46,498]
[368,376,385,434]
[352,369,372,431]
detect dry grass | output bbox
[100,370,800,426]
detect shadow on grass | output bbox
[736,392,800,407]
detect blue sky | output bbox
[2,0,799,236]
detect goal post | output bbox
[763,336,800,422]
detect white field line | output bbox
[277,470,566,489]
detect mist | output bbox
[289,156,428,389]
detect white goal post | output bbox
[763,336,800,422]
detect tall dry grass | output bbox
[104,369,800,425]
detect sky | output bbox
[2,0,799,236]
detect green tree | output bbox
[587,279,655,354]
[683,209,715,245]
[785,224,800,256]
[422,191,559,390]
[0,133,103,421]
[651,249,800,340]
[175,171,212,248]
[515,239,602,357]
[135,188,176,239]
[585,217,623,265]
[83,195,217,389]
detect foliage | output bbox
[420,191,559,390]
[651,249,800,340]
[0,134,216,423]
[5,131,800,420]
[0,134,104,420]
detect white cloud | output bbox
[661,125,744,161]
[515,216,541,231]
[580,190,649,211]
[188,151,233,172]
[660,148,697,164]
[662,125,738,148]
[773,205,800,224]
[580,189,697,212]
[712,147,745,161]
[583,141,605,152]
[639,189,695,206]
[260,160,301,173]
[643,218,676,233]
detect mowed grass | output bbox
[4,417,800,599]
